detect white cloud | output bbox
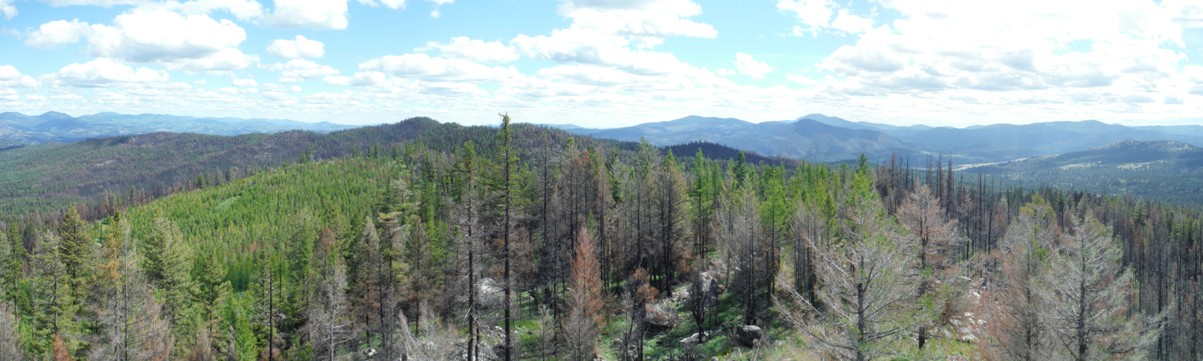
[267,35,325,59]
[87,8,247,63]
[267,0,349,29]
[1164,0,1203,28]
[25,19,91,48]
[24,7,254,72]
[322,75,352,86]
[175,0,264,21]
[428,0,453,18]
[44,0,145,6]
[166,48,258,71]
[421,37,517,63]
[0,65,40,88]
[830,10,873,34]
[233,78,257,87]
[734,53,773,79]
[358,0,405,10]
[777,0,833,35]
[267,59,340,82]
[358,53,518,82]
[53,58,168,87]
[778,0,872,35]
[559,0,717,39]
[817,1,1185,94]
[1,0,15,19]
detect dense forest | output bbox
[0,115,1199,360]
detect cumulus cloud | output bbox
[175,0,264,21]
[267,0,349,29]
[428,0,454,18]
[25,8,255,72]
[778,0,873,36]
[88,9,247,63]
[167,48,258,72]
[358,0,405,10]
[233,78,258,87]
[734,53,774,79]
[509,0,717,81]
[814,0,1186,96]
[1164,0,1203,28]
[267,35,325,59]
[267,59,341,82]
[559,0,717,38]
[44,0,145,6]
[421,37,517,63]
[358,53,518,82]
[1,0,15,19]
[53,58,168,87]
[25,19,91,48]
[0,65,40,88]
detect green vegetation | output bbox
[0,117,1195,360]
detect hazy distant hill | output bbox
[0,111,353,145]
[561,114,1203,163]
[567,115,915,162]
[0,118,453,218]
[970,140,1203,204]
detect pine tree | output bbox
[654,150,689,297]
[983,196,1058,361]
[30,231,79,358]
[58,207,94,307]
[250,250,282,361]
[895,184,963,351]
[779,167,920,361]
[145,216,195,328]
[1039,215,1158,360]
[454,140,482,360]
[759,165,791,306]
[350,217,383,351]
[0,302,22,361]
[305,228,351,361]
[497,113,516,361]
[718,181,765,326]
[563,227,603,360]
[0,230,19,300]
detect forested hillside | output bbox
[0,116,1198,360]
[0,118,612,223]
[0,111,350,146]
[970,140,1203,205]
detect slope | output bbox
[971,140,1203,204]
[0,111,354,145]
[579,115,915,162]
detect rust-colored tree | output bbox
[563,227,604,360]
[896,184,964,351]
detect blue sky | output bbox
[2,0,1203,127]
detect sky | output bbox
[2,0,1203,128]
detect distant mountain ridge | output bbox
[559,114,1203,163]
[0,111,354,146]
[563,115,914,162]
[970,140,1203,204]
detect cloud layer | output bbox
[3,0,1203,127]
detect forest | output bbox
[0,115,1199,360]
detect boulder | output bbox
[645,301,680,330]
[477,278,505,309]
[700,271,725,296]
[735,325,764,347]
[680,331,711,346]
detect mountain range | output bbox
[968,140,1203,204]
[0,111,353,146]
[559,114,1203,163]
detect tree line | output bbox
[0,115,1197,360]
